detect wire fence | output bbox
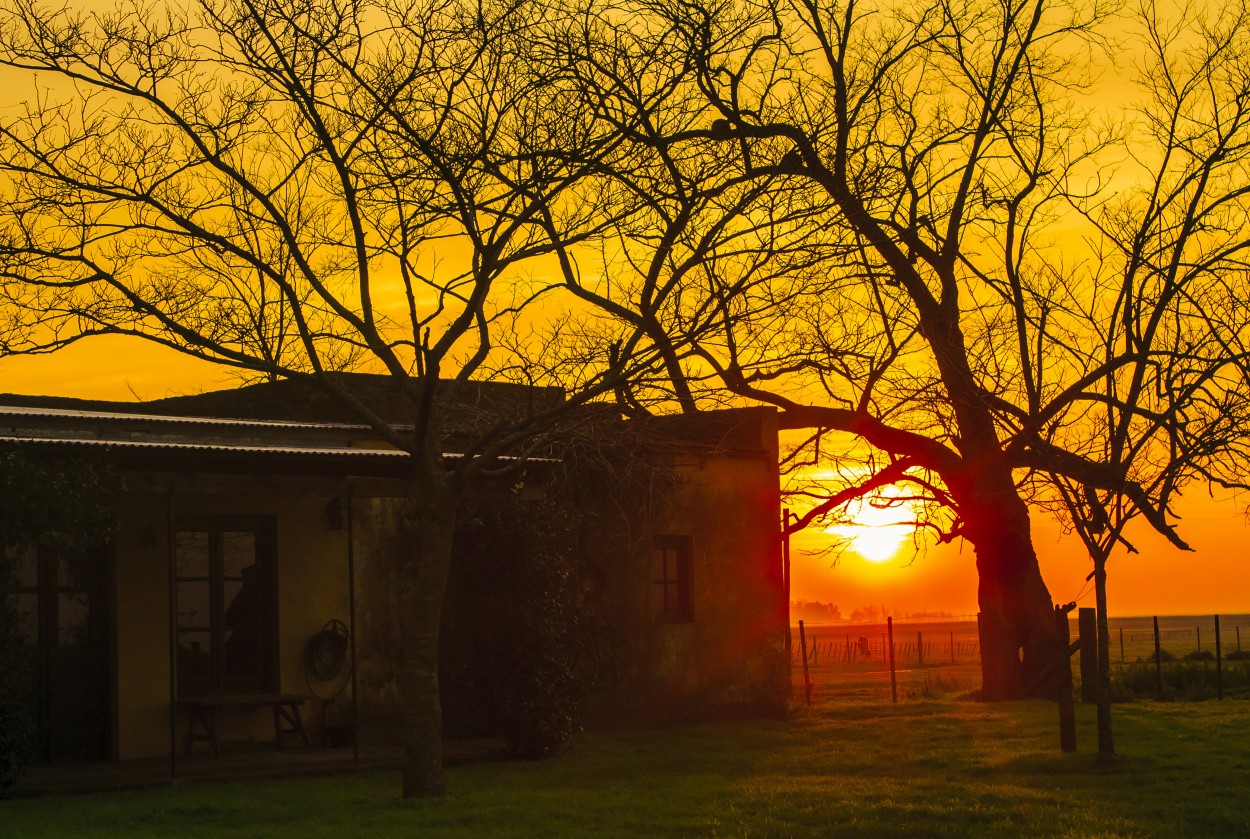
[790,614,1250,704]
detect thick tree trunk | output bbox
[917,311,1057,699]
[964,475,1058,700]
[397,471,460,798]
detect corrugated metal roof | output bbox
[0,435,559,463]
[0,404,372,431]
[0,435,407,458]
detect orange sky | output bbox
[2,334,1246,619]
[0,1,1244,620]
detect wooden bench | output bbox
[177,694,310,756]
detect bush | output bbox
[443,497,583,759]
[0,564,34,788]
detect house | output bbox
[0,377,788,774]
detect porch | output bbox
[11,740,501,796]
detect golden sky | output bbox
[0,0,1245,619]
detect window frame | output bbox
[174,516,278,698]
[652,535,694,624]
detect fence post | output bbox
[1215,614,1223,701]
[1237,625,1242,654]
[1153,616,1163,700]
[1197,625,1201,653]
[1056,605,1077,753]
[1120,627,1125,662]
[887,616,898,704]
[782,510,791,656]
[799,620,812,706]
[1079,607,1098,704]
[950,630,955,664]
[917,630,924,666]
[976,612,984,663]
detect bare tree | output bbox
[530,0,1109,699]
[1044,0,1250,759]
[536,0,1250,704]
[0,0,651,796]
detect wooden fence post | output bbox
[917,630,924,666]
[1079,607,1098,704]
[950,631,955,664]
[799,620,812,706]
[887,617,897,704]
[1120,627,1125,662]
[782,510,791,656]
[1056,605,1077,753]
[1153,616,1163,700]
[1215,614,1222,701]
[1197,624,1201,653]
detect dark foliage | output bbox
[0,578,32,788]
[442,495,583,759]
[0,448,116,548]
[0,448,116,787]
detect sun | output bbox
[828,496,915,563]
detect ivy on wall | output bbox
[0,448,116,787]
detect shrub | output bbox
[0,563,33,788]
[443,497,583,759]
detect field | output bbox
[3,694,1248,836]
[793,615,1250,704]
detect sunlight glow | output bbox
[828,497,916,563]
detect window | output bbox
[652,536,693,623]
[175,519,276,697]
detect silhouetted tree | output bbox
[1046,0,1250,758]
[532,0,1250,701]
[0,0,653,797]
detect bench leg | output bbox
[273,702,310,749]
[185,706,219,757]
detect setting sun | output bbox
[828,496,916,563]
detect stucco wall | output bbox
[583,408,789,723]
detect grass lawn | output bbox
[4,698,1248,838]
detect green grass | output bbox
[4,698,1249,838]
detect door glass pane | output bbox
[176,581,211,630]
[222,627,264,692]
[222,580,260,627]
[175,531,210,578]
[12,593,38,644]
[177,631,214,697]
[57,549,91,589]
[57,592,90,648]
[11,545,38,589]
[221,531,256,578]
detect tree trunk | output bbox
[918,310,1057,700]
[965,476,1058,700]
[397,471,461,798]
[1093,553,1115,761]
